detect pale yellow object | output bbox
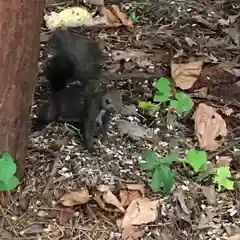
[44,7,92,30]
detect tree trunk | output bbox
[0,1,45,179]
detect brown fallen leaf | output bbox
[120,190,141,207]
[194,103,227,151]
[122,225,144,240]
[171,61,203,90]
[122,198,159,228]
[95,185,125,213]
[60,188,91,207]
[110,5,133,27]
[228,234,240,240]
[100,5,133,27]
[100,7,120,26]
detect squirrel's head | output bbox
[101,89,123,113]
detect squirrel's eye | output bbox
[105,98,111,105]
[96,121,100,128]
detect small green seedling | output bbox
[213,167,234,191]
[138,101,161,116]
[140,149,178,194]
[130,11,139,22]
[138,77,171,116]
[0,152,19,191]
[138,77,194,118]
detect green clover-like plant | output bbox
[213,167,234,191]
[0,152,19,191]
[140,149,179,194]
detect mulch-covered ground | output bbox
[1,0,240,239]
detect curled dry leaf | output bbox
[171,61,203,90]
[95,185,125,213]
[60,188,91,207]
[100,5,133,27]
[122,198,159,228]
[194,103,227,151]
[110,5,133,27]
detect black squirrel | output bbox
[44,29,103,92]
[36,28,123,151]
[36,86,122,151]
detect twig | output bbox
[43,149,61,194]
[28,146,62,194]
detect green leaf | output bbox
[185,149,207,171]
[151,166,163,191]
[155,77,171,92]
[170,92,194,113]
[0,152,16,182]
[152,166,174,194]
[0,176,19,191]
[161,150,179,166]
[213,167,234,191]
[138,101,154,110]
[140,149,159,170]
[153,78,171,103]
[169,100,178,109]
[154,92,170,103]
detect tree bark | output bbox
[0,1,45,179]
